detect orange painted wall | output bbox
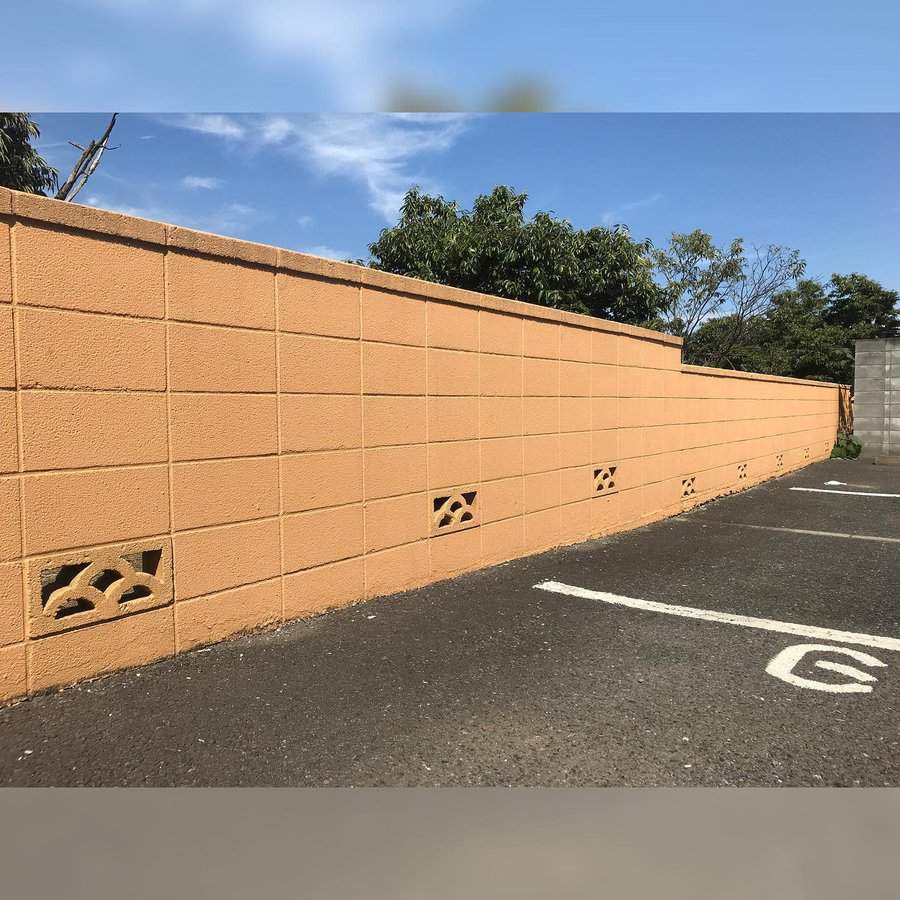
[0,187,844,701]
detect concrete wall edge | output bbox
[2,186,683,348]
[681,363,846,390]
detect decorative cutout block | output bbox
[681,476,696,498]
[431,489,479,536]
[28,538,173,637]
[593,465,618,495]
[775,453,784,469]
[737,462,748,480]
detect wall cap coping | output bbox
[0,186,848,391]
[2,185,682,347]
[10,185,166,244]
[167,224,277,267]
[856,338,900,350]
[681,363,845,389]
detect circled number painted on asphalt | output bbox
[765,643,886,693]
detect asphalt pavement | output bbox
[1,458,898,786]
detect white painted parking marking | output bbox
[815,660,878,681]
[715,522,900,545]
[533,581,900,652]
[789,487,900,498]
[765,644,886,693]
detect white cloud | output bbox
[224,202,255,217]
[83,193,263,236]
[301,244,353,261]
[167,114,246,140]
[202,202,264,234]
[601,192,663,226]
[181,175,224,190]
[287,114,471,221]
[261,117,294,145]
[85,196,163,220]
[296,215,313,227]
[161,113,472,223]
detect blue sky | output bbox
[7,1,900,111]
[31,113,900,289]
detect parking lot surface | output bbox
[1,458,898,786]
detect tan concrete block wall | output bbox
[0,187,845,702]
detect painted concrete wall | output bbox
[854,338,900,458]
[0,187,844,702]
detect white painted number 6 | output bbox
[766,643,887,693]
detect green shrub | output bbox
[831,431,862,459]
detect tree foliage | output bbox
[691,274,900,384]
[0,113,57,195]
[651,229,805,365]
[827,273,900,337]
[366,186,662,325]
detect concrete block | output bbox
[361,288,425,346]
[284,557,366,619]
[282,450,363,513]
[171,457,279,531]
[21,391,168,470]
[281,395,362,452]
[170,394,277,461]
[853,364,885,381]
[854,377,885,393]
[523,319,559,359]
[427,301,478,352]
[21,466,169,555]
[0,563,23,646]
[174,519,281,600]
[480,310,523,356]
[283,558,365,618]
[16,223,165,317]
[280,333,360,394]
[363,342,426,394]
[169,322,276,392]
[27,606,173,694]
[278,272,359,339]
[283,505,364,572]
[168,250,274,330]
[17,307,166,391]
[364,493,428,553]
[175,579,281,652]
[0,643,26,703]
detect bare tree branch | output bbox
[653,230,805,366]
[707,243,806,367]
[55,114,118,202]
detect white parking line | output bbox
[789,487,900,498]
[533,581,900,652]
[715,522,900,544]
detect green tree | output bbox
[365,185,662,325]
[825,273,899,338]
[651,229,805,365]
[0,113,57,195]
[692,274,899,383]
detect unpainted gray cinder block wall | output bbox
[854,338,900,458]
